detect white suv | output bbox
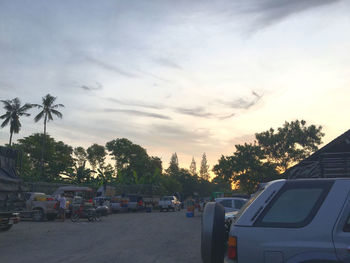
[202,178,350,263]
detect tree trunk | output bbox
[9,131,13,146]
[40,115,47,178]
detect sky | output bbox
[0,0,350,172]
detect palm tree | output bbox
[34,94,64,177]
[34,94,64,136]
[0,98,33,146]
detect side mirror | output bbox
[201,202,225,263]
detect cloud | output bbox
[106,98,165,110]
[80,82,103,92]
[103,108,171,120]
[174,107,214,118]
[243,0,340,29]
[218,91,262,110]
[173,106,236,120]
[154,58,182,70]
[84,56,138,78]
[105,99,236,120]
[218,113,236,120]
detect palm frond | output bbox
[1,116,11,128]
[0,113,9,119]
[34,110,45,122]
[51,109,63,118]
[47,111,54,121]
[43,94,56,107]
[1,100,13,111]
[19,103,33,113]
[52,103,65,108]
[31,103,42,109]
[13,98,21,109]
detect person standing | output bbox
[57,193,66,222]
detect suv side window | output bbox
[343,215,350,232]
[219,199,232,208]
[234,199,246,209]
[255,180,333,228]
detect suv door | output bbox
[333,192,350,262]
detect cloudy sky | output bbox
[0,0,349,170]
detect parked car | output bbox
[159,196,181,212]
[215,197,248,213]
[110,196,129,213]
[202,178,350,263]
[22,192,58,221]
[127,194,144,211]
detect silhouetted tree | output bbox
[200,153,210,180]
[189,157,197,176]
[0,98,33,146]
[87,144,106,170]
[34,94,64,176]
[255,119,324,172]
[167,152,179,175]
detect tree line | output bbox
[1,96,325,197]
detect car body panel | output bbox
[332,190,350,262]
[226,179,350,263]
[24,192,58,217]
[159,196,180,210]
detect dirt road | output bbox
[0,210,202,263]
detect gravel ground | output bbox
[0,210,202,263]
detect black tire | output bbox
[95,212,101,222]
[33,209,44,222]
[201,202,225,263]
[71,212,80,222]
[0,224,13,231]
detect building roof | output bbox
[286,129,350,178]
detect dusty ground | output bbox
[0,210,202,263]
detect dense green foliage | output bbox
[213,120,324,194]
[255,120,324,172]
[13,133,74,182]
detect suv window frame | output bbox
[254,180,334,228]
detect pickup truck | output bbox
[159,196,181,212]
[202,178,350,263]
[20,192,58,221]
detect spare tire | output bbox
[201,202,225,263]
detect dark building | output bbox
[0,146,21,192]
[287,130,350,179]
